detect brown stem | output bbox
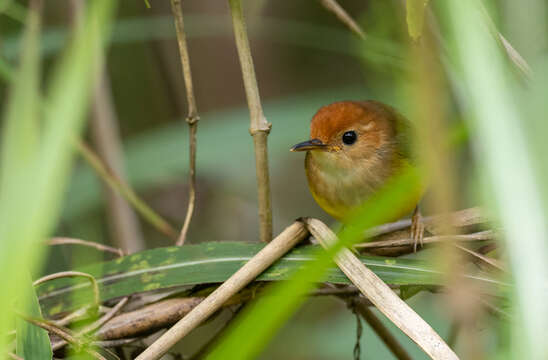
[353,300,413,360]
[170,0,200,246]
[228,0,273,243]
[319,0,366,39]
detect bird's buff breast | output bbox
[305,151,384,221]
[305,151,417,222]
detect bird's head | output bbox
[291,100,400,164]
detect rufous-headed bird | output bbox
[291,100,424,250]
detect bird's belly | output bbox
[305,153,419,222]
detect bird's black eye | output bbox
[342,131,357,145]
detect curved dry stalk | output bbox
[75,139,178,240]
[319,0,366,39]
[306,218,458,360]
[49,237,124,257]
[170,0,200,246]
[33,271,100,310]
[134,221,308,360]
[228,0,273,243]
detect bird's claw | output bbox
[411,209,425,253]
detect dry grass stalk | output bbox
[319,0,366,39]
[134,221,308,359]
[49,237,124,257]
[75,139,178,240]
[170,0,200,246]
[228,0,273,243]
[306,218,458,360]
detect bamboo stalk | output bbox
[228,0,273,243]
[306,218,458,360]
[170,0,200,246]
[134,221,308,360]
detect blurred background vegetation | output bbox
[1,0,548,359]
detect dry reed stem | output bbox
[365,206,486,238]
[49,237,124,257]
[33,271,100,311]
[306,218,458,360]
[228,0,273,243]
[319,0,366,39]
[134,221,308,359]
[353,299,413,360]
[355,230,494,249]
[75,139,178,240]
[170,0,200,246]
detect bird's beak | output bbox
[290,138,327,152]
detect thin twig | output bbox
[188,304,244,360]
[52,297,129,351]
[228,0,273,243]
[93,337,140,348]
[319,0,366,39]
[306,218,458,360]
[170,0,200,246]
[75,139,178,240]
[355,230,494,250]
[454,244,506,272]
[135,221,308,359]
[49,237,124,257]
[33,271,100,311]
[353,299,413,360]
[17,314,108,359]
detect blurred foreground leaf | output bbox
[0,0,116,354]
[35,241,504,317]
[16,275,52,360]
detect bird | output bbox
[290,100,424,250]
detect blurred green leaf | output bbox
[406,0,429,41]
[35,241,504,317]
[0,0,117,354]
[440,0,548,358]
[16,275,52,359]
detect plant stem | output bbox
[170,0,199,246]
[228,0,272,243]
